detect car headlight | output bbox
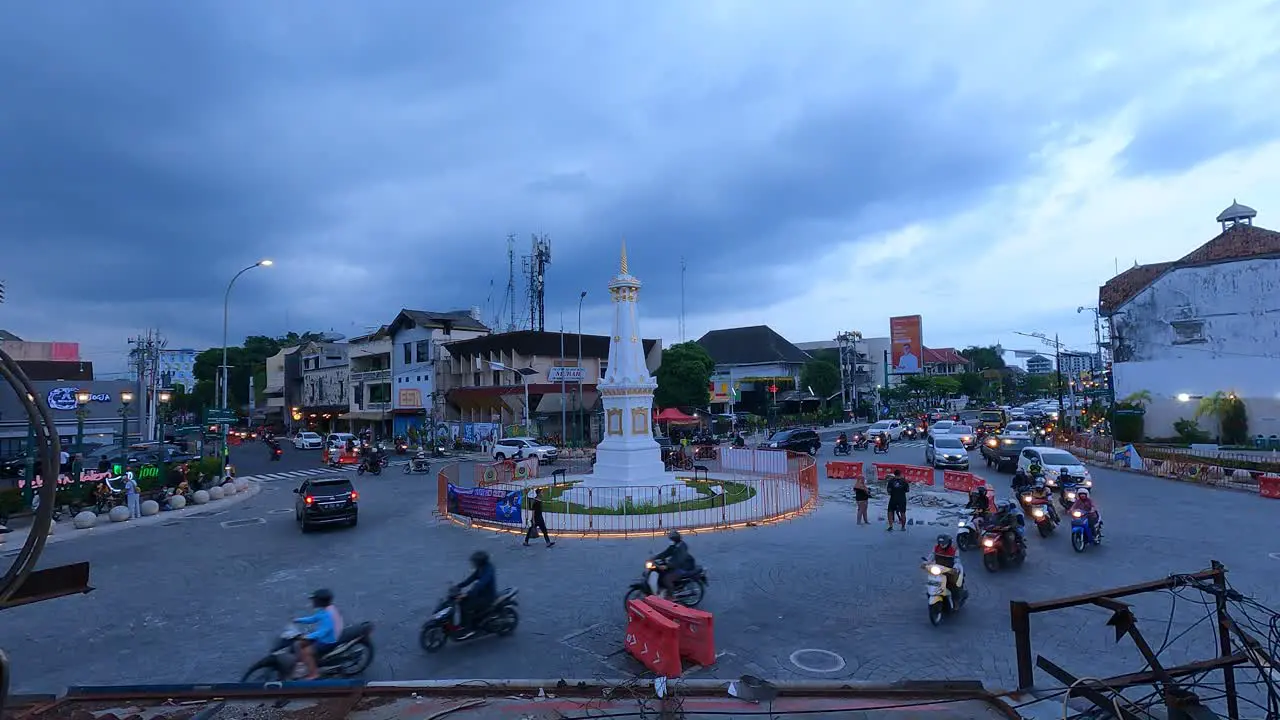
[1032,508,1045,518]
[982,538,995,547]
[1084,479,1092,487]
[986,439,998,447]
[929,565,943,576]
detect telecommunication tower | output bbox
[522,233,551,332]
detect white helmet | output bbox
[1076,488,1090,499]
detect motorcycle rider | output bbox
[654,529,695,598]
[874,433,889,452]
[986,500,1024,560]
[964,485,991,524]
[1011,468,1034,492]
[930,535,966,597]
[1069,487,1101,538]
[294,589,344,680]
[1027,460,1044,478]
[267,437,282,461]
[457,551,497,639]
[835,432,849,453]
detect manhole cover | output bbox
[220,518,266,529]
[789,649,846,673]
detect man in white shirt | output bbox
[896,343,921,373]
[59,449,71,477]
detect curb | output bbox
[1068,450,1267,496]
[0,480,262,550]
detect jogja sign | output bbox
[46,387,111,411]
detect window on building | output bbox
[403,343,412,364]
[415,340,431,363]
[473,372,482,387]
[1171,320,1206,345]
[492,370,502,386]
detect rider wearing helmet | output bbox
[458,551,497,638]
[654,530,694,598]
[964,485,991,523]
[1027,460,1044,478]
[932,534,957,565]
[1069,487,1101,536]
[1011,467,1034,492]
[294,589,345,680]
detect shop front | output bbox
[0,380,137,482]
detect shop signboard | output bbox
[548,367,586,383]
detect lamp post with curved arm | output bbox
[577,291,586,445]
[220,260,272,477]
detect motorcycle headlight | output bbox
[1021,494,1032,503]
[645,561,656,570]
[1072,510,1083,518]
[1032,508,1045,518]
[929,565,943,576]
[982,538,995,548]
[1066,492,1076,501]
[957,521,967,527]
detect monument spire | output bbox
[620,240,628,275]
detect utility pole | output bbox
[559,312,567,443]
[1054,333,1066,432]
[679,257,686,344]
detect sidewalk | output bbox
[0,479,262,550]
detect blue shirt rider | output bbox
[294,589,344,680]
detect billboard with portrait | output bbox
[889,315,924,374]
[446,483,524,525]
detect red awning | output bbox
[655,407,698,423]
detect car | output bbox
[295,477,359,531]
[758,428,821,454]
[1003,421,1032,436]
[865,420,903,442]
[1016,447,1092,485]
[492,437,559,463]
[925,435,969,469]
[325,432,359,449]
[981,434,1035,471]
[946,425,978,450]
[294,431,324,450]
[926,420,956,439]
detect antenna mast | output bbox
[523,234,552,332]
[680,257,687,343]
[503,234,517,332]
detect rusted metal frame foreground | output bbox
[1010,560,1246,719]
[6,679,1021,720]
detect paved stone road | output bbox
[1,440,1276,695]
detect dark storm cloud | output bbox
[1119,102,1280,177]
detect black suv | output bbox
[980,435,1034,472]
[758,428,821,454]
[295,477,359,531]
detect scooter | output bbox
[872,436,890,454]
[1029,497,1059,537]
[241,621,375,682]
[833,440,852,456]
[923,556,967,626]
[851,433,869,451]
[419,585,520,653]
[1070,510,1102,552]
[955,511,986,551]
[269,444,283,462]
[356,456,382,476]
[403,452,432,474]
[981,521,1027,573]
[623,558,709,612]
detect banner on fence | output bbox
[445,483,524,524]
[1259,474,1280,500]
[1113,443,1143,469]
[20,469,114,489]
[872,463,934,485]
[824,461,863,480]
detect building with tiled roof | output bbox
[1099,201,1280,441]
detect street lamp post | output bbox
[220,259,272,480]
[120,390,135,449]
[74,390,91,482]
[577,291,586,445]
[157,390,172,484]
[489,361,536,436]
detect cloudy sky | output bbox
[3,0,1279,375]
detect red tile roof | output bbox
[1099,223,1280,314]
[923,347,968,365]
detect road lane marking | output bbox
[221,518,266,528]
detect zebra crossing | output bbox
[241,461,408,484]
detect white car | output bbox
[946,425,977,449]
[1016,446,1092,486]
[492,437,559,463]
[865,420,903,442]
[1004,421,1032,435]
[927,420,956,439]
[293,431,324,450]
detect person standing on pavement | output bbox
[854,477,870,524]
[886,470,909,531]
[59,449,70,477]
[524,487,555,547]
[124,471,141,518]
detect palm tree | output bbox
[1195,391,1235,443]
[1121,390,1152,408]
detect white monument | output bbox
[590,242,669,484]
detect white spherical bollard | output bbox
[222,482,238,495]
[168,494,187,509]
[140,500,160,516]
[192,490,210,505]
[74,511,98,529]
[108,506,132,523]
[235,478,250,492]
[208,485,225,500]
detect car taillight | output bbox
[305,496,314,505]
[349,491,359,501]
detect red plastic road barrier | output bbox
[643,595,716,667]
[873,463,935,485]
[943,470,981,492]
[824,461,864,480]
[625,599,682,677]
[1259,474,1280,500]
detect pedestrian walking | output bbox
[124,471,141,518]
[854,477,870,524]
[524,487,555,547]
[886,470,909,531]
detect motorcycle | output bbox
[403,453,432,474]
[241,621,375,682]
[851,433,869,451]
[1056,481,1082,512]
[269,444,283,462]
[923,556,967,626]
[902,426,919,440]
[980,522,1027,573]
[1070,510,1102,552]
[1028,497,1059,537]
[955,511,986,551]
[833,440,851,456]
[419,584,520,653]
[623,558,708,611]
[394,438,408,455]
[872,436,889,454]
[356,456,382,476]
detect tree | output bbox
[655,342,715,409]
[1196,392,1249,445]
[956,371,985,398]
[959,346,1006,371]
[806,347,840,367]
[1120,390,1152,408]
[800,359,841,406]
[930,376,961,398]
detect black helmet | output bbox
[668,530,681,542]
[470,550,489,567]
[976,485,988,495]
[935,534,952,549]
[310,588,333,606]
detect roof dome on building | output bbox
[1216,199,1257,224]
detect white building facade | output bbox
[1102,202,1280,442]
[345,328,393,436]
[387,309,490,438]
[299,342,349,429]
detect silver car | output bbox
[926,436,969,470]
